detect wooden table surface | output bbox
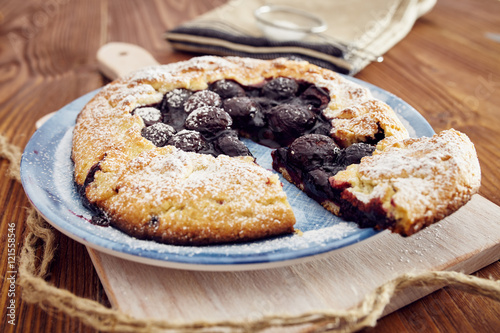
[1,0,499,332]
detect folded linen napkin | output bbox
[165,0,436,74]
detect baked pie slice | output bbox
[330,129,481,236]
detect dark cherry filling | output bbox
[80,159,112,227]
[90,211,112,227]
[272,135,375,204]
[334,197,387,229]
[184,90,222,114]
[83,77,385,231]
[209,79,246,99]
[185,106,233,134]
[134,78,336,157]
[141,123,175,147]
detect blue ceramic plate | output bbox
[20,77,434,271]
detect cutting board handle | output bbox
[97,42,160,80]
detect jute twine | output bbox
[2,133,500,333]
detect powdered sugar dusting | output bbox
[344,129,481,223]
[184,90,222,113]
[166,89,190,108]
[111,149,285,212]
[135,107,161,124]
[185,107,212,126]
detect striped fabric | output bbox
[164,0,436,75]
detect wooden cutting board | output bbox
[66,43,500,331]
[87,195,500,331]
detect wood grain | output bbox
[88,195,500,333]
[356,0,500,205]
[0,0,499,332]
